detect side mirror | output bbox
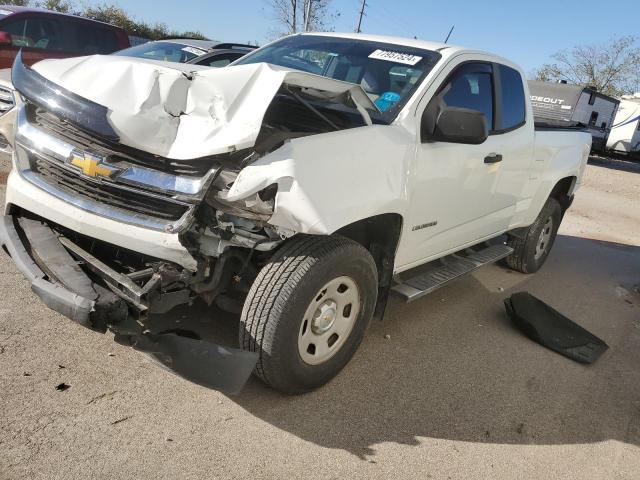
[0,31,11,46]
[422,106,488,145]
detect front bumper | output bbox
[0,214,126,330]
[0,213,258,393]
[5,168,197,271]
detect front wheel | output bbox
[506,197,562,273]
[239,235,378,394]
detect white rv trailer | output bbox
[607,94,640,157]
[528,80,619,152]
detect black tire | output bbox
[506,197,562,273]
[239,235,378,394]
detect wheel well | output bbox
[549,176,576,213]
[335,213,403,320]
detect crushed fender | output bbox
[504,292,608,364]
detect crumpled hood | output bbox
[29,55,375,160]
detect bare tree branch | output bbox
[265,0,337,38]
[534,36,640,96]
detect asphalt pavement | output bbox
[0,159,639,479]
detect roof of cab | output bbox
[299,32,522,71]
[299,32,463,54]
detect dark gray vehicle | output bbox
[528,80,619,152]
[114,38,256,66]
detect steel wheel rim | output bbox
[298,276,360,365]
[535,216,554,260]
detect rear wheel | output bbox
[506,197,562,273]
[239,235,378,394]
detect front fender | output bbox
[226,125,413,235]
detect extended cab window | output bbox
[496,64,526,130]
[439,63,494,129]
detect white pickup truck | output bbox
[0,33,590,394]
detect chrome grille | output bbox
[28,103,221,177]
[13,104,221,231]
[0,86,15,115]
[31,155,191,222]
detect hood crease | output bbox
[29,55,376,160]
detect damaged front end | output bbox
[0,213,259,393]
[3,52,375,392]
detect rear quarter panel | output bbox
[512,129,591,228]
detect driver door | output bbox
[397,61,514,268]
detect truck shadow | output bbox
[153,235,640,458]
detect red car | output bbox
[0,5,130,69]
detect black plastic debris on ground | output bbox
[504,292,609,364]
[55,382,70,391]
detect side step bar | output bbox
[392,244,513,302]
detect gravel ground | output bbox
[0,159,639,479]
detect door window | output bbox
[1,16,73,51]
[72,22,119,54]
[440,64,494,129]
[2,18,30,47]
[26,17,72,51]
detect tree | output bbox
[268,0,337,37]
[81,4,207,40]
[3,1,208,41]
[37,0,73,13]
[1,0,30,5]
[535,36,640,96]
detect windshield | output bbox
[235,35,441,120]
[114,41,207,63]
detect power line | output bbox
[355,0,367,33]
[367,2,420,39]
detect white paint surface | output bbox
[18,36,592,274]
[31,56,375,160]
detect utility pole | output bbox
[355,0,367,33]
[304,0,313,32]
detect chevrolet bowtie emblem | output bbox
[69,151,118,179]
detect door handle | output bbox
[484,153,503,164]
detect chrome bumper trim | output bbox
[19,160,193,232]
[14,106,218,199]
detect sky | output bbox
[122,0,638,74]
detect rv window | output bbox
[496,64,526,130]
[588,92,596,105]
[589,111,599,126]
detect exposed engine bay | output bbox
[9,52,378,316]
